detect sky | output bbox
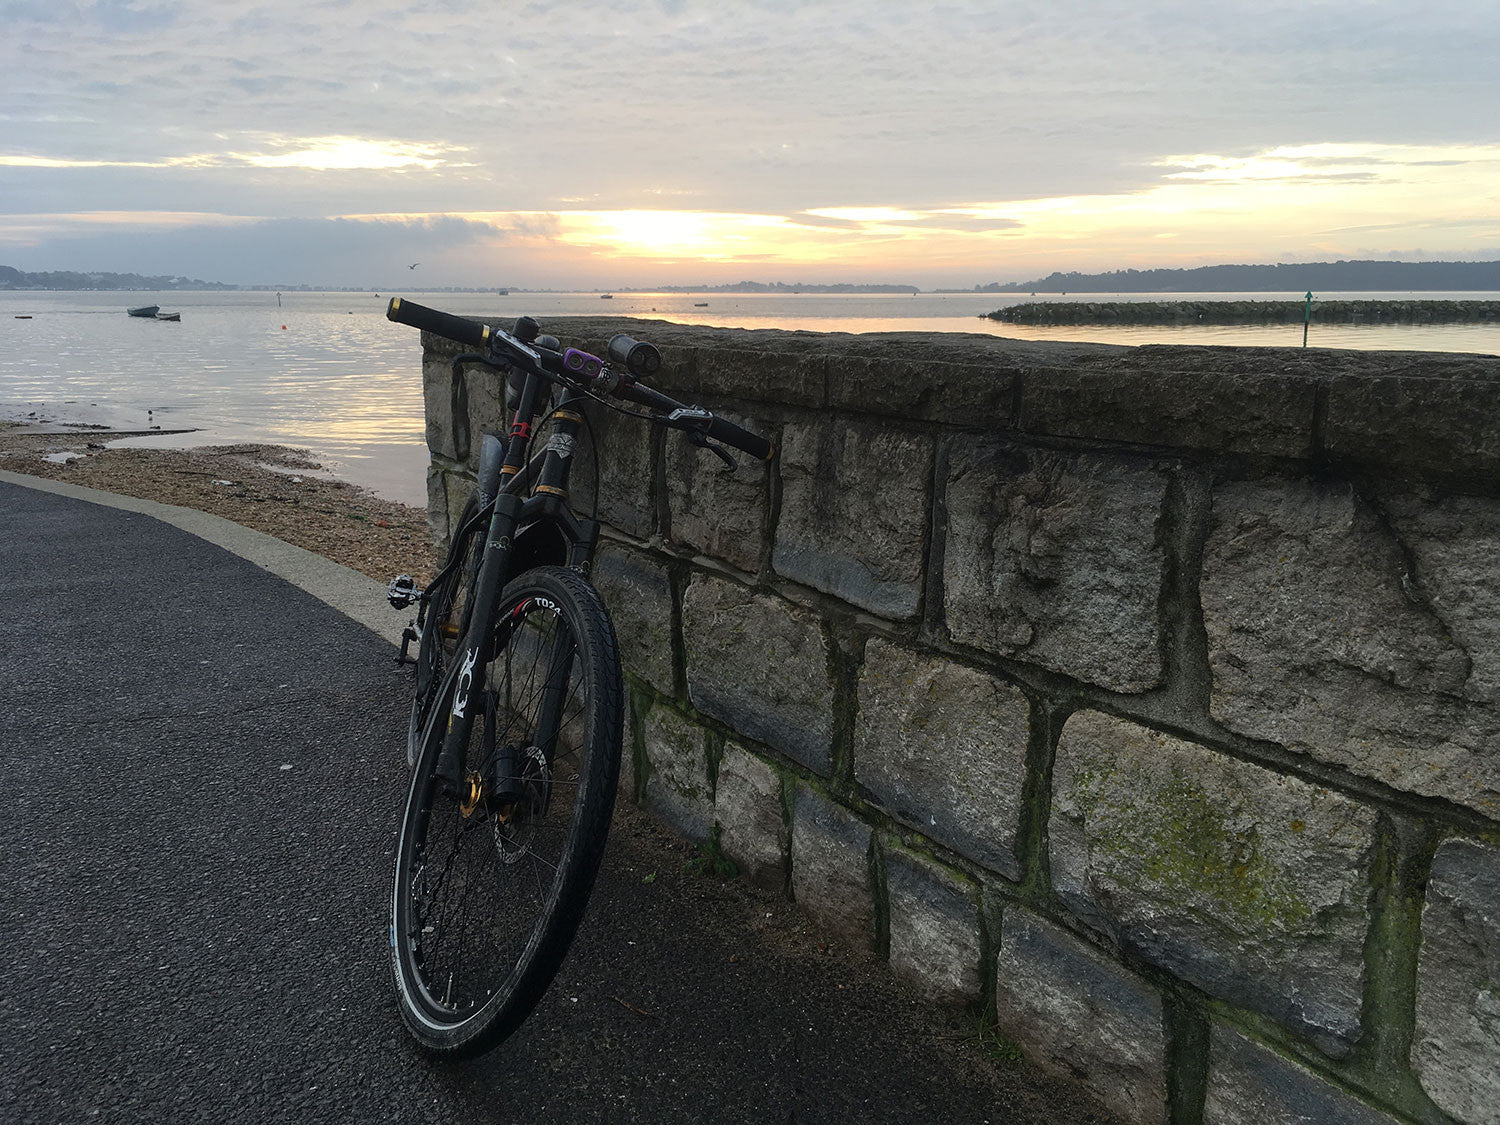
[2,0,1498,289]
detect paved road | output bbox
[0,481,1107,1124]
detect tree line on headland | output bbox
[0,265,235,291]
[977,260,1500,293]
[990,299,1500,326]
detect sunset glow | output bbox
[266,138,1500,281]
[3,1,1495,287]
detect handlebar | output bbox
[386,296,774,462]
[703,414,772,462]
[387,297,492,351]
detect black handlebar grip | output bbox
[707,415,774,462]
[607,333,663,378]
[387,297,491,350]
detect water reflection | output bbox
[3,289,1496,506]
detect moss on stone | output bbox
[1076,761,1313,933]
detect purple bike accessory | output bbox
[563,348,602,379]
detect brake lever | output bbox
[687,430,737,472]
[667,406,737,472]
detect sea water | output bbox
[3,289,1496,504]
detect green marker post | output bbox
[1303,291,1313,347]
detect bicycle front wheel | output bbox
[391,565,623,1056]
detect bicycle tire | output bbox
[407,496,482,768]
[391,565,623,1056]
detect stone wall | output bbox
[421,318,1500,1125]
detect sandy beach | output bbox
[1,424,438,585]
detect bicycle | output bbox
[382,297,772,1056]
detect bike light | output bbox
[563,348,602,379]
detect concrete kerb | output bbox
[0,469,409,647]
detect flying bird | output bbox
[408,262,420,270]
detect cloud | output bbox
[1156,143,1500,186]
[0,135,466,172]
[5,214,503,287]
[1,2,1497,282]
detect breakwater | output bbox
[421,319,1500,1125]
[990,299,1500,325]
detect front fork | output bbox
[434,490,523,790]
[430,378,593,798]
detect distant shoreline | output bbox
[989,299,1500,326]
[975,259,1500,293]
[9,256,1500,294]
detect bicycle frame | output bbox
[430,366,601,790]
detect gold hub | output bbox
[459,772,484,818]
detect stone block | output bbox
[422,351,458,461]
[425,463,451,552]
[772,420,932,619]
[1050,710,1377,1054]
[826,355,1015,426]
[1413,839,1500,1125]
[641,705,712,842]
[1381,489,1500,705]
[1204,1024,1396,1124]
[421,352,505,468]
[665,406,772,572]
[1019,365,1317,459]
[1325,372,1500,481]
[942,439,1167,692]
[682,574,835,775]
[620,684,640,804]
[883,846,982,1005]
[591,544,675,695]
[712,743,788,891]
[854,640,1029,878]
[570,405,657,540]
[790,784,875,952]
[443,471,475,546]
[994,907,1168,1125]
[1202,479,1500,818]
[697,348,825,408]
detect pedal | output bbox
[387,574,422,609]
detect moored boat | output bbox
[155,312,181,321]
[126,305,160,317]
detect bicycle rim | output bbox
[391,566,621,1055]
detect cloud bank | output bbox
[1,1,1496,285]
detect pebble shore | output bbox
[0,424,437,584]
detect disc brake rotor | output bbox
[492,746,551,865]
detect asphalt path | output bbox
[0,481,1108,1124]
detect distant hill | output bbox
[0,265,235,291]
[978,260,1500,293]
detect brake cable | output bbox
[449,353,506,462]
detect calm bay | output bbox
[4,288,1497,505]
